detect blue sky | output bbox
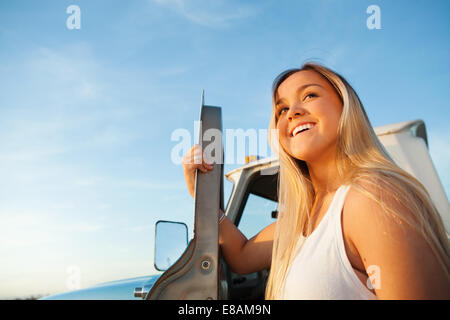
[0,0,449,299]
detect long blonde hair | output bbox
[265,62,450,299]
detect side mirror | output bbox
[154,220,188,272]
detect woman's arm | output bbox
[344,185,450,299]
[182,144,274,275]
[219,213,274,275]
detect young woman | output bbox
[182,62,450,300]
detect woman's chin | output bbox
[289,149,315,162]
[281,140,324,162]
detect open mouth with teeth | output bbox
[292,123,316,137]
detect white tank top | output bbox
[280,184,377,300]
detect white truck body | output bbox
[374,120,450,236]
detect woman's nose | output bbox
[287,104,306,120]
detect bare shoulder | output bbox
[342,180,450,299]
[343,180,427,252]
[343,180,411,242]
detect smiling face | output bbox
[275,70,344,163]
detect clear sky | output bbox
[0,0,449,299]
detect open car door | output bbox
[147,95,224,300]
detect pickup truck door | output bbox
[147,99,223,300]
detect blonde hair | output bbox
[265,62,450,299]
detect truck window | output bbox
[238,193,277,239]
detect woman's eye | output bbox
[278,107,288,116]
[304,93,317,101]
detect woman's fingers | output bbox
[198,159,213,172]
[191,145,214,170]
